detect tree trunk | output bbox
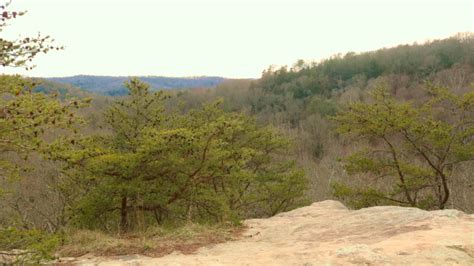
[439,174,450,210]
[186,203,193,223]
[120,196,128,232]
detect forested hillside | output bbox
[46,75,227,96]
[172,33,474,212]
[30,78,93,99]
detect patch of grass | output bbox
[0,227,61,264]
[56,223,245,258]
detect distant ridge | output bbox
[46,75,227,96]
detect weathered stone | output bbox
[63,200,474,265]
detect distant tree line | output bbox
[47,75,227,96]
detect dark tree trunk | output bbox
[120,196,128,232]
[439,174,450,210]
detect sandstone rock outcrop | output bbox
[66,200,474,265]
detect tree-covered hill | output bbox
[240,33,474,125]
[172,33,474,214]
[29,78,93,99]
[255,33,474,100]
[46,75,227,96]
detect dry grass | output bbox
[56,223,245,258]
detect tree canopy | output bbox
[333,85,474,209]
[1,1,62,69]
[0,1,80,194]
[51,79,307,232]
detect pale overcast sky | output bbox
[2,0,473,78]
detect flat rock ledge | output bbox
[59,200,474,265]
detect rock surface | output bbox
[64,200,474,265]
